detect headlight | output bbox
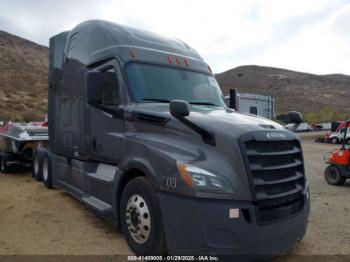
[177,161,234,194]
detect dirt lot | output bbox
[0,138,349,258]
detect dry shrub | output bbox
[9,103,26,111]
[22,110,43,122]
[0,111,13,121]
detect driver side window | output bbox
[101,68,120,106]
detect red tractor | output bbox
[324,120,350,185]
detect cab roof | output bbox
[49,20,210,81]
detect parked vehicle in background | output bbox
[310,122,333,131]
[33,20,310,256]
[285,122,311,133]
[0,121,48,173]
[329,127,350,145]
[331,121,343,132]
[314,121,350,144]
[319,122,332,131]
[324,121,350,186]
[224,89,274,120]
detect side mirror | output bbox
[170,100,190,117]
[229,88,237,110]
[288,111,303,124]
[86,71,102,104]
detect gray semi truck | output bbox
[34,20,310,256]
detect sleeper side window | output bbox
[250,106,257,115]
[101,68,120,106]
[65,33,78,63]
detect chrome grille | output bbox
[242,139,305,224]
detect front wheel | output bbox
[120,177,167,255]
[330,137,339,144]
[324,165,346,186]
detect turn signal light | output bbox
[177,161,193,188]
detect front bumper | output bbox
[158,190,309,256]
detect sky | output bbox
[0,0,349,74]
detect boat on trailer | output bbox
[0,121,48,173]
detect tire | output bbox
[42,151,53,188]
[0,153,11,173]
[346,138,350,145]
[324,165,346,186]
[120,177,167,255]
[330,137,339,144]
[32,149,44,181]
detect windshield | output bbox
[126,63,226,107]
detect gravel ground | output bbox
[0,138,349,259]
[0,173,131,255]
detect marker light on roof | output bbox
[168,56,173,64]
[184,59,189,67]
[176,57,181,65]
[129,49,136,58]
[208,65,212,72]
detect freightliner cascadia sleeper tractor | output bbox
[34,20,310,256]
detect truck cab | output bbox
[285,122,311,133]
[38,20,310,256]
[329,127,350,144]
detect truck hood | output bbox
[134,103,284,136]
[131,103,294,201]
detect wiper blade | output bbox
[142,98,171,103]
[142,99,218,106]
[189,101,218,106]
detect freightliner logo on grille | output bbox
[266,133,287,140]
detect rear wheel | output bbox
[42,152,52,188]
[324,165,346,186]
[32,152,39,178]
[346,138,350,145]
[120,177,167,255]
[32,148,46,181]
[0,154,11,173]
[32,150,43,181]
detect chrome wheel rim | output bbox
[125,194,151,244]
[43,158,48,181]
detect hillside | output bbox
[0,30,350,122]
[216,65,350,119]
[0,30,48,121]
